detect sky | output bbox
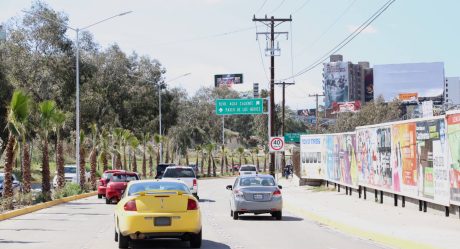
[1,0,460,111]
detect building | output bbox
[445,77,460,105]
[322,55,371,109]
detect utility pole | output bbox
[308,94,325,133]
[275,82,294,171]
[253,15,292,177]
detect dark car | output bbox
[0,173,22,197]
[155,163,176,179]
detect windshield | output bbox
[240,166,257,172]
[0,175,3,183]
[111,174,139,182]
[128,181,190,196]
[163,168,195,178]
[239,176,275,187]
[64,167,77,174]
[102,173,114,179]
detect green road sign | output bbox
[215,98,264,115]
[284,132,310,143]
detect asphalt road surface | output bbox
[0,178,386,249]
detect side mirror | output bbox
[226,185,233,190]
[278,185,283,189]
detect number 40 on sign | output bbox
[269,137,285,152]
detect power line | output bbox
[256,0,268,14]
[295,0,358,59]
[281,0,396,81]
[269,0,286,14]
[291,0,312,15]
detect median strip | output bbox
[0,191,97,221]
[284,202,439,249]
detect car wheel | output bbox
[190,229,202,248]
[105,198,111,204]
[118,232,130,248]
[232,211,239,220]
[114,229,118,242]
[98,194,102,199]
[274,211,282,220]
[193,193,199,200]
[230,210,233,217]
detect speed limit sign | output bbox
[269,137,285,152]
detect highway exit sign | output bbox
[215,98,264,115]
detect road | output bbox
[0,178,386,249]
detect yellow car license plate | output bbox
[154,217,171,226]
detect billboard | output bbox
[398,93,418,102]
[374,62,445,102]
[214,74,243,87]
[325,133,358,187]
[300,135,325,179]
[323,62,349,108]
[447,113,460,205]
[331,101,361,114]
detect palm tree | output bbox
[153,133,162,165]
[38,100,57,201]
[112,128,124,170]
[194,145,202,174]
[205,143,215,177]
[163,136,170,163]
[3,90,30,208]
[52,110,66,189]
[230,149,236,175]
[252,147,260,171]
[89,123,98,190]
[98,128,110,171]
[237,147,245,168]
[141,132,150,178]
[220,145,226,176]
[147,144,155,177]
[129,135,139,173]
[121,129,132,170]
[79,130,87,188]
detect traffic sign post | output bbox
[215,98,264,115]
[269,137,285,153]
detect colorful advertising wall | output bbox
[301,116,452,206]
[447,113,460,205]
[323,61,349,108]
[324,133,358,188]
[300,135,325,179]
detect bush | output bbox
[53,183,82,199]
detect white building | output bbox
[445,77,460,105]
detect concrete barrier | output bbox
[0,191,97,221]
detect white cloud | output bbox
[347,24,377,34]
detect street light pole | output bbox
[22,10,132,185]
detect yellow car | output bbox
[114,179,202,248]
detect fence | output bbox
[300,111,460,209]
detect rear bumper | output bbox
[106,189,122,201]
[117,210,201,236]
[234,197,282,213]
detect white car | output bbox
[161,166,199,199]
[53,165,90,188]
[239,164,258,176]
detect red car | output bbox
[105,172,140,204]
[97,169,124,199]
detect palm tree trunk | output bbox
[244,156,248,164]
[212,156,217,177]
[256,155,260,172]
[79,147,86,189]
[42,138,51,201]
[149,155,153,178]
[142,148,147,178]
[185,150,189,166]
[57,138,65,189]
[239,155,242,168]
[156,148,160,169]
[23,142,31,193]
[264,153,267,172]
[116,153,122,170]
[123,146,127,170]
[165,143,170,163]
[225,155,228,173]
[3,134,16,208]
[132,153,138,173]
[207,154,211,177]
[200,152,205,175]
[195,151,199,174]
[102,152,108,171]
[231,156,235,175]
[90,147,97,190]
